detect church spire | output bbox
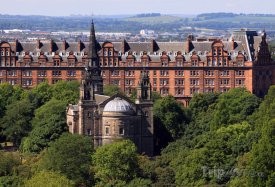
[89,20,98,59]
[79,20,103,101]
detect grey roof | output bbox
[95,94,110,105]
[9,30,265,62]
[103,97,134,113]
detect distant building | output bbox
[66,22,154,155]
[140,29,155,36]
[0,24,274,106]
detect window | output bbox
[153,70,157,76]
[220,79,230,85]
[7,71,17,76]
[191,60,198,66]
[190,79,199,86]
[23,71,32,77]
[111,79,120,85]
[175,79,184,86]
[175,88,184,95]
[105,127,110,135]
[160,88,169,95]
[119,126,124,135]
[38,71,47,77]
[52,71,61,77]
[190,88,199,95]
[23,79,32,86]
[160,79,169,86]
[160,70,169,76]
[109,51,112,56]
[205,79,215,86]
[236,79,245,86]
[125,71,134,77]
[176,60,183,67]
[53,60,60,66]
[190,71,199,76]
[161,61,168,67]
[205,70,214,76]
[8,79,17,85]
[235,70,245,76]
[153,79,157,86]
[220,70,229,76]
[125,79,134,86]
[104,50,108,56]
[175,70,184,76]
[111,70,120,77]
[67,71,76,77]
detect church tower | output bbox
[84,20,103,95]
[135,72,154,156]
[78,21,102,136]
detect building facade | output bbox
[66,23,154,155]
[0,24,274,105]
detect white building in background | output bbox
[140,29,155,36]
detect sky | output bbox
[0,0,275,16]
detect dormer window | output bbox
[104,50,108,56]
[191,60,198,66]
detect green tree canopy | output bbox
[153,95,190,139]
[1,98,35,146]
[211,88,261,129]
[92,140,139,184]
[0,151,20,177]
[103,84,124,96]
[24,171,75,187]
[21,98,68,153]
[37,133,93,186]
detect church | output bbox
[66,21,154,156]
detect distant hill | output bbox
[1,13,275,33]
[124,15,183,24]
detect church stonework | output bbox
[66,21,154,156]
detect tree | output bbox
[152,91,162,102]
[24,171,75,187]
[50,80,80,104]
[211,88,260,129]
[20,98,68,153]
[92,140,139,184]
[0,151,20,177]
[247,119,275,186]
[153,95,190,139]
[1,98,35,146]
[0,176,23,187]
[0,83,24,118]
[38,133,93,186]
[103,84,124,96]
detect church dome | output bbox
[103,97,134,113]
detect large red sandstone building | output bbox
[0,23,274,105]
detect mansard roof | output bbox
[6,29,267,63]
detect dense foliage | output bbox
[0,81,274,186]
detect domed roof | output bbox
[103,97,134,113]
